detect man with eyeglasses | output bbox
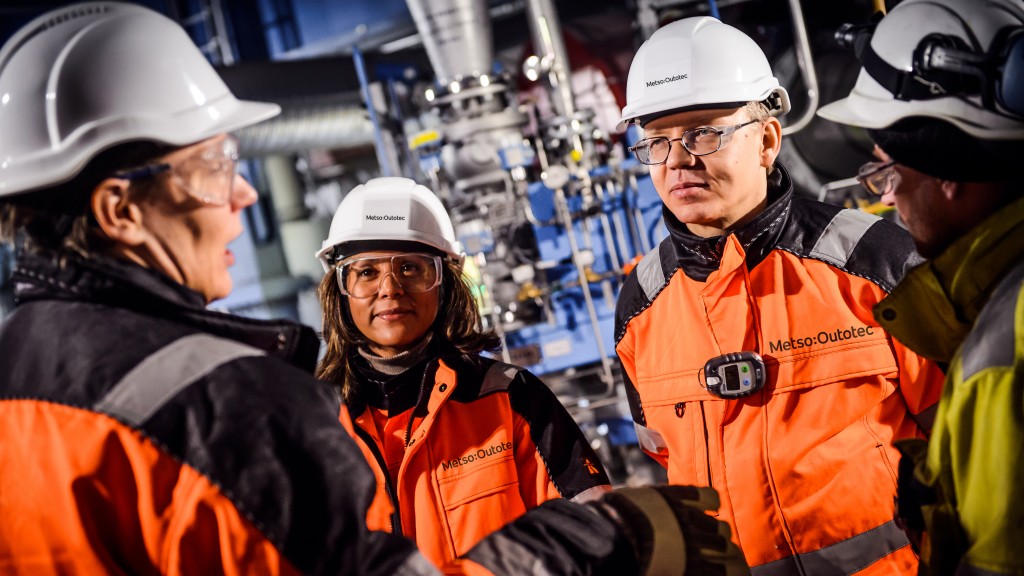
[0,4,753,576]
[613,15,945,575]
[818,0,1024,573]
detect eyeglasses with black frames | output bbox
[628,119,760,165]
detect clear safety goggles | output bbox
[114,136,241,206]
[856,160,900,197]
[336,253,443,299]
[628,119,759,165]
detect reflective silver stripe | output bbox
[636,244,666,301]
[751,520,909,576]
[94,334,264,426]
[480,361,519,396]
[960,261,1023,381]
[570,484,612,504]
[809,209,880,268]
[634,422,667,454]
[393,551,442,576]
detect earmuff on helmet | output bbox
[838,15,1024,119]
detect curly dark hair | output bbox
[316,255,500,399]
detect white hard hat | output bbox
[0,2,281,197]
[817,0,1024,140]
[618,16,791,130]
[315,177,462,273]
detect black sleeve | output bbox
[466,498,636,575]
[843,217,925,292]
[507,369,612,497]
[143,356,429,576]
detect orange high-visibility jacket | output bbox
[615,167,945,576]
[0,254,431,576]
[2,254,628,576]
[342,352,611,568]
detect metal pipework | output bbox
[597,180,634,266]
[524,0,577,121]
[234,100,374,157]
[352,45,401,177]
[551,182,616,390]
[627,173,654,255]
[405,0,530,198]
[780,0,820,136]
[405,0,493,86]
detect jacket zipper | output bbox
[352,423,403,535]
[699,401,713,488]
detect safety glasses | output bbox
[114,136,240,206]
[628,119,759,165]
[336,253,443,299]
[856,160,900,197]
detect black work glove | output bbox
[596,485,749,576]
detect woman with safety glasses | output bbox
[314,177,611,569]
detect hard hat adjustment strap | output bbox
[762,93,783,113]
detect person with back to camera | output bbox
[313,176,614,567]
[818,0,1024,574]
[613,14,947,576]
[0,2,751,575]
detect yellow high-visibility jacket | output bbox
[876,195,1024,576]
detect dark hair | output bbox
[316,255,501,399]
[0,141,175,259]
[869,117,1024,182]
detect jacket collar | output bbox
[876,195,1024,362]
[12,252,321,371]
[664,164,793,281]
[349,347,437,415]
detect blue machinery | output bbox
[350,0,673,413]
[343,0,672,472]
[352,0,819,476]
[499,163,664,378]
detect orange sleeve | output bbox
[892,337,945,435]
[163,465,302,576]
[0,402,300,576]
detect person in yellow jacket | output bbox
[614,15,947,575]
[313,177,613,568]
[818,0,1024,574]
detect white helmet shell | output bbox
[618,16,791,129]
[0,2,281,197]
[817,0,1024,139]
[315,177,462,273]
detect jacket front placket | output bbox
[395,360,458,532]
[699,234,761,357]
[694,233,774,531]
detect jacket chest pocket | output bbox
[437,454,524,557]
[645,398,720,488]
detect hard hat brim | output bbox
[0,97,280,197]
